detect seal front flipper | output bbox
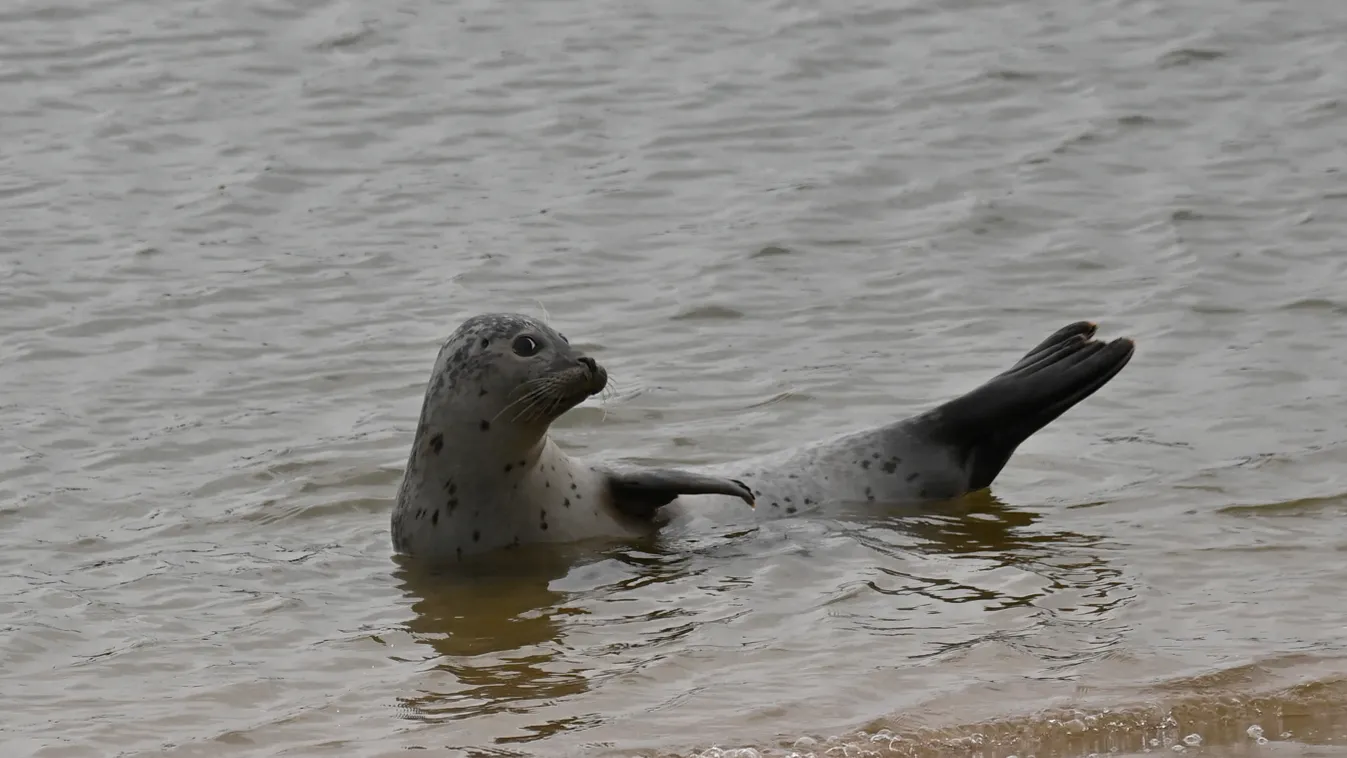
[602,467,756,521]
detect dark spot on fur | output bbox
[429,434,443,454]
[540,508,548,520]
[786,506,797,514]
[480,338,489,348]
[771,502,780,508]
[860,460,871,469]
[563,498,570,507]
[881,459,897,474]
[540,521,549,531]
[545,480,550,488]
[753,489,762,497]
[906,472,919,482]
[431,510,439,526]
[518,459,525,467]
[479,388,488,396]
[575,493,583,501]
[784,496,792,503]
[447,498,458,512]
[872,452,880,459]
[472,530,481,543]
[804,497,815,505]
[788,473,798,479]
[480,420,490,431]
[504,463,513,473]
[570,483,577,490]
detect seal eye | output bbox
[512,335,542,357]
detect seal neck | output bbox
[406,413,554,489]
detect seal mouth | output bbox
[584,361,609,397]
[500,360,608,424]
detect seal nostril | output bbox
[577,356,597,374]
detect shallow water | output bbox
[4,0,1347,755]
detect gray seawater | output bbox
[4,0,1347,755]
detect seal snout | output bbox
[576,355,608,395]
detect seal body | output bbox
[392,314,1134,565]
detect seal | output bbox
[390,313,757,565]
[391,314,1135,564]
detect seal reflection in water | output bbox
[391,313,1135,565]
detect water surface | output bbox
[3,0,1347,756]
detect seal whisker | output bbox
[540,381,574,422]
[541,386,570,421]
[512,393,550,424]
[595,380,617,422]
[506,388,552,423]
[493,392,537,423]
[512,380,563,424]
[532,299,551,326]
[494,381,553,423]
[505,376,547,401]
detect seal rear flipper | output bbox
[603,468,756,521]
[911,321,1135,493]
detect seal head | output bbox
[423,313,605,443]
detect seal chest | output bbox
[394,435,646,563]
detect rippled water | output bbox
[4,0,1347,755]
